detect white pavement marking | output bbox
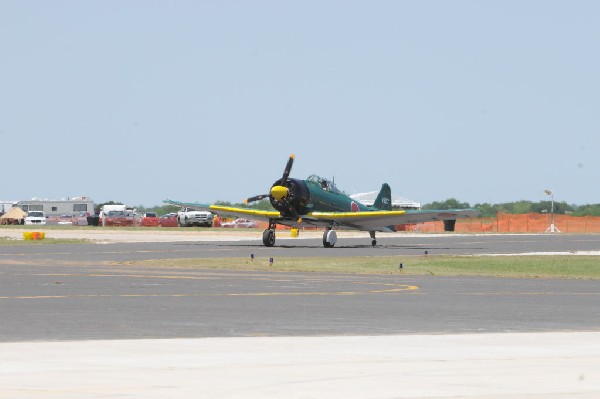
[1,332,599,398]
[0,228,573,244]
[484,251,600,256]
[0,228,367,243]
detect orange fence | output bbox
[246,212,600,233]
[416,212,600,233]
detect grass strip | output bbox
[0,237,90,245]
[128,255,600,279]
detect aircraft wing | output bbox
[208,205,280,221]
[306,210,408,231]
[306,209,480,231]
[164,200,280,221]
[163,199,213,212]
[165,199,480,230]
[397,209,481,225]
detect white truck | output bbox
[177,208,213,227]
[24,211,46,225]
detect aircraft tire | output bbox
[262,229,275,247]
[322,230,337,248]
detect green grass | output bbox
[2,224,598,279]
[127,255,600,279]
[0,225,249,232]
[0,225,168,231]
[0,237,90,245]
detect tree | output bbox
[572,204,600,217]
[510,201,533,214]
[146,204,180,216]
[422,198,470,210]
[473,203,499,218]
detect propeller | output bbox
[245,154,295,204]
[281,154,295,184]
[245,194,269,204]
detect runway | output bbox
[1,231,600,397]
[1,265,600,342]
[1,232,600,341]
[2,231,600,264]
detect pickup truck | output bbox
[177,208,213,227]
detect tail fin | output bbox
[373,183,392,211]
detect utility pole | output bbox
[544,189,560,233]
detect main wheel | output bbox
[322,230,337,248]
[262,229,276,247]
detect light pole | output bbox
[544,189,560,233]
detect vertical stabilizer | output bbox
[373,183,392,211]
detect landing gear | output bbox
[370,231,377,247]
[323,229,337,248]
[262,229,275,247]
[262,221,277,247]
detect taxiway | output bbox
[1,231,599,398]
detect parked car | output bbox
[103,210,134,227]
[221,218,258,228]
[24,211,47,225]
[159,213,178,227]
[57,214,74,225]
[141,212,159,227]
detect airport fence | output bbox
[415,212,600,233]
[252,212,600,233]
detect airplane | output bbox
[164,154,480,248]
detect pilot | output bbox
[320,179,329,190]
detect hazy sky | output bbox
[2,1,599,207]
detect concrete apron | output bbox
[1,332,599,399]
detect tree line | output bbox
[422,198,600,218]
[104,198,600,218]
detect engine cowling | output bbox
[269,178,310,218]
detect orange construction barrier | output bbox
[236,212,600,234]
[415,212,600,233]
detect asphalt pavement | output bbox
[1,232,600,398]
[1,233,600,341]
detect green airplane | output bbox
[164,154,480,247]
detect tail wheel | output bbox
[369,231,377,247]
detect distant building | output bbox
[0,201,17,215]
[16,197,95,216]
[350,191,420,210]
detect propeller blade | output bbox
[246,155,295,204]
[245,194,270,204]
[281,154,295,184]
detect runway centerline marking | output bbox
[0,272,419,299]
[0,285,418,300]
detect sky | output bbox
[1,1,599,207]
